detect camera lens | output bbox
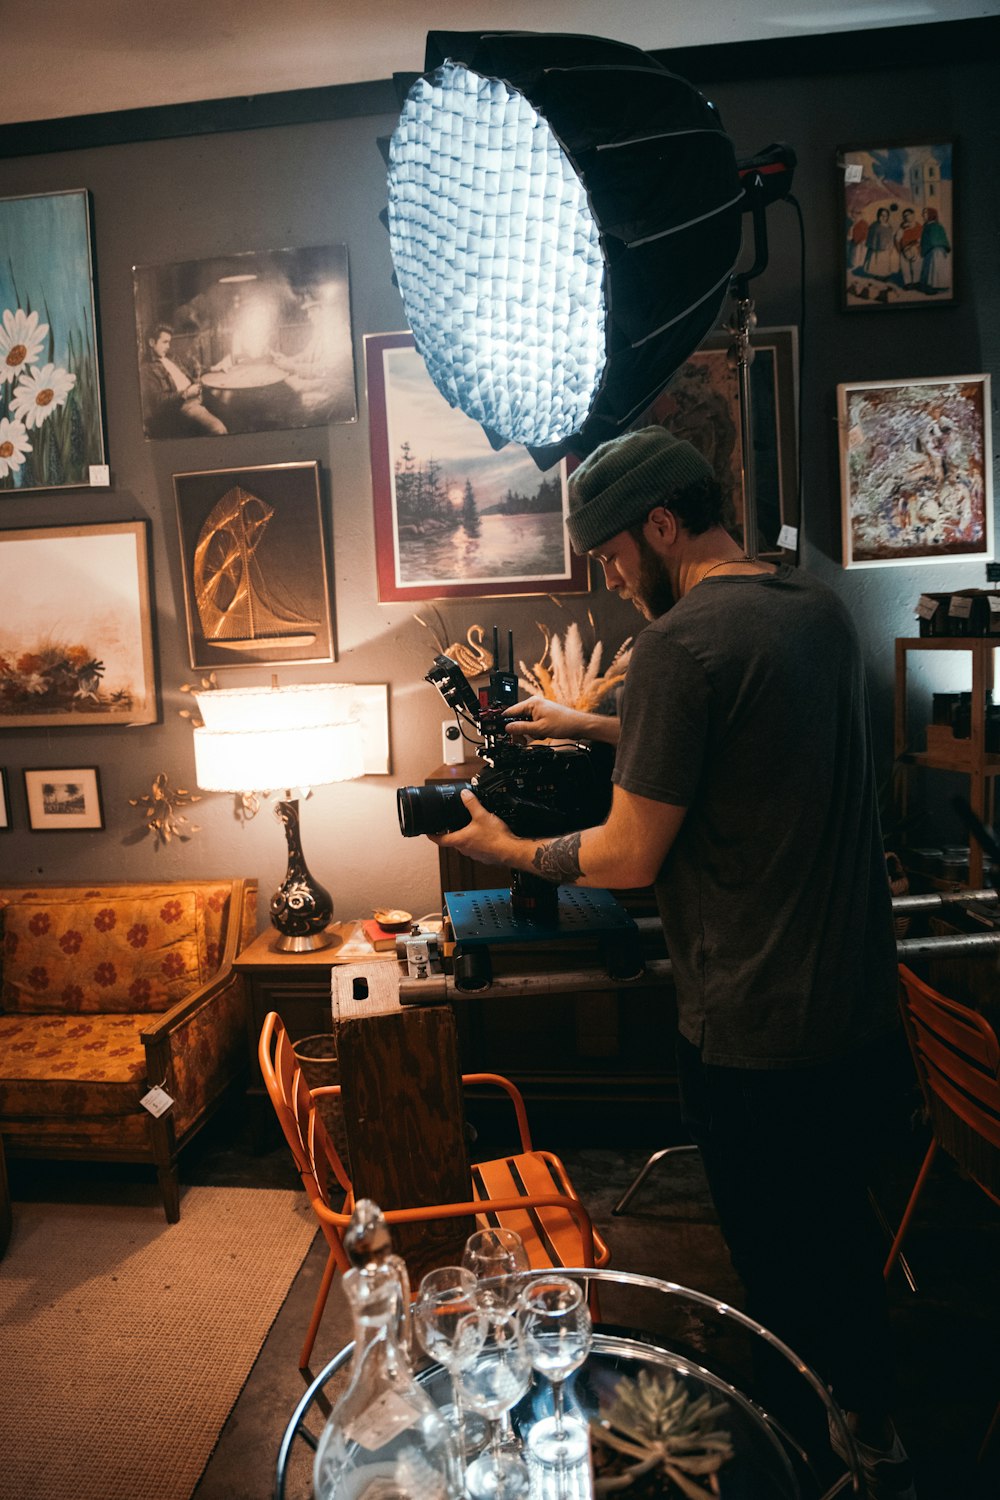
[396,782,473,837]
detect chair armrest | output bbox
[140,969,247,1134]
[313,1190,598,1268]
[461,1071,533,1153]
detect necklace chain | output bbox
[699,557,755,583]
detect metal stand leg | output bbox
[611,1143,700,1216]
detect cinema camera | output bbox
[396,627,613,851]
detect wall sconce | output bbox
[191,681,365,951]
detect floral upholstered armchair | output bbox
[0,878,257,1221]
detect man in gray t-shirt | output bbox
[430,425,914,1497]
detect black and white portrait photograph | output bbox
[133,244,357,439]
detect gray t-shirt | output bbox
[613,565,898,1068]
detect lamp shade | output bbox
[192,683,365,794]
[386,31,744,464]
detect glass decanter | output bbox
[314,1202,462,1500]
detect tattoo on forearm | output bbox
[532,832,584,884]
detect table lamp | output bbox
[192,681,365,951]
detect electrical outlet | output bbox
[442,721,465,765]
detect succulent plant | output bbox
[593,1369,734,1499]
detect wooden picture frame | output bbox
[365,331,588,603]
[0,520,158,727]
[0,768,9,830]
[24,766,104,831]
[133,244,356,438]
[637,327,799,558]
[174,461,336,670]
[838,374,992,567]
[0,188,107,492]
[839,142,954,311]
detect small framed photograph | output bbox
[0,768,9,830]
[24,767,104,831]
[365,331,588,602]
[838,374,992,568]
[840,142,954,310]
[174,461,335,669]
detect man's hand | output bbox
[504,696,620,746]
[428,788,518,867]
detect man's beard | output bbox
[630,532,675,620]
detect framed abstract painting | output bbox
[365,331,588,603]
[174,461,335,669]
[0,520,158,725]
[838,374,991,567]
[0,188,107,492]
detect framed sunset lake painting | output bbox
[365,332,587,603]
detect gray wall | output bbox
[0,28,997,922]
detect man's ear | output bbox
[645,506,679,544]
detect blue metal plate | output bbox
[445,887,638,947]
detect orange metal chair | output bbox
[259,1011,610,1369]
[886,965,1000,1459]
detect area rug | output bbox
[0,1187,316,1500]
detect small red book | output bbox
[361,919,400,952]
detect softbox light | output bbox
[384,31,745,465]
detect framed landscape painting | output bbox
[637,327,799,558]
[840,142,954,310]
[838,374,992,567]
[0,188,106,492]
[0,520,158,725]
[365,332,588,602]
[174,461,335,669]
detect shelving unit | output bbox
[894,636,1000,888]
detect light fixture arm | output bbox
[727,143,796,559]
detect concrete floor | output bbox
[8,1099,999,1499]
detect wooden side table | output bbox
[233,921,397,1150]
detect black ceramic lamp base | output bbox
[268,798,336,952]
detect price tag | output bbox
[844,163,864,184]
[916,595,939,620]
[346,1390,418,1450]
[140,1085,175,1118]
[988,596,1000,614]
[776,524,798,551]
[949,594,973,618]
[88,464,110,487]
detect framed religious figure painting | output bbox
[24,766,104,831]
[365,331,588,603]
[174,461,336,669]
[0,520,158,726]
[636,326,799,558]
[838,374,992,567]
[0,188,107,492]
[133,244,356,438]
[840,142,954,310]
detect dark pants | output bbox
[676,1028,911,1422]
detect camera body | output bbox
[397,645,613,840]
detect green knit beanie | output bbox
[566,426,714,555]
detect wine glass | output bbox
[412,1266,488,1458]
[462,1227,531,1311]
[456,1308,533,1500]
[463,1228,531,1449]
[517,1276,593,1466]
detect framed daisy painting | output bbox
[0,189,107,493]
